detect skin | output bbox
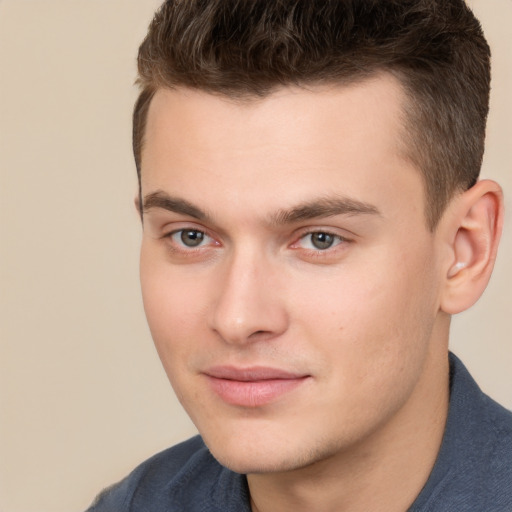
[138,75,503,511]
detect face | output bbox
[139,76,448,474]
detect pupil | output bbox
[312,232,333,250]
[181,230,204,247]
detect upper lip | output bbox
[204,366,308,381]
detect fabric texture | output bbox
[86,353,512,511]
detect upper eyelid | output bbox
[301,229,347,237]
[163,223,210,238]
[296,232,347,247]
[294,227,353,241]
[145,210,224,238]
[168,227,206,235]
[168,227,211,241]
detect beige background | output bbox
[0,1,510,511]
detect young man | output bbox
[88,1,511,510]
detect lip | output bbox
[204,366,310,407]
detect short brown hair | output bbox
[133,0,490,229]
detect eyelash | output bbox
[166,228,216,251]
[162,228,351,259]
[294,230,348,252]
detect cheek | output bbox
[140,257,215,412]
[140,250,210,359]
[290,244,439,376]
[288,254,439,433]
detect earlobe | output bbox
[440,180,504,315]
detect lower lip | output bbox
[206,376,308,407]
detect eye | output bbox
[170,229,210,248]
[298,231,344,250]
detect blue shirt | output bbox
[87,353,512,511]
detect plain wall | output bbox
[0,1,510,511]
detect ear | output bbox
[440,180,504,314]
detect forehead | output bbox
[141,76,424,226]
[144,75,407,158]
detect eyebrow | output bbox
[143,191,209,220]
[142,191,381,225]
[270,196,381,225]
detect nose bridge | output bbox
[210,242,287,344]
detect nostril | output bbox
[247,330,273,341]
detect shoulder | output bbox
[85,436,248,512]
[446,385,512,511]
[411,353,512,511]
[469,383,512,509]
[449,352,512,466]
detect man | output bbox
[88,0,511,510]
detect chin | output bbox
[211,449,298,475]
[203,432,339,475]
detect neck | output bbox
[248,345,450,512]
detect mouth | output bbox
[203,366,310,407]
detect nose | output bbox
[209,248,289,345]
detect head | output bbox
[134,0,491,230]
[134,0,503,477]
